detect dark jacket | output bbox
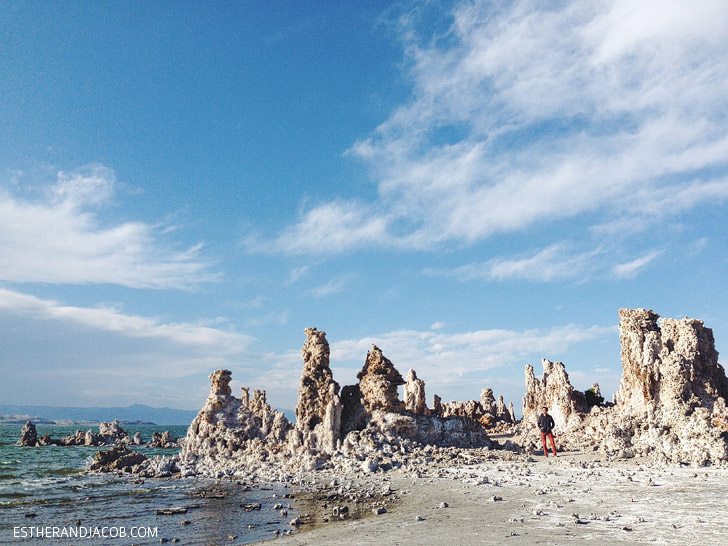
[538,413,555,434]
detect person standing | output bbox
[538,406,557,457]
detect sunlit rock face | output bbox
[522,359,587,432]
[296,328,339,432]
[357,345,405,413]
[520,308,728,465]
[178,328,493,479]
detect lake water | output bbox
[0,424,300,545]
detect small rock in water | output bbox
[155,507,187,515]
[180,520,191,526]
[290,517,301,526]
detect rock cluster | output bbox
[520,309,728,465]
[19,419,180,448]
[522,359,588,432]
[89,446,147,472]
[429,387,516,430]
[171,328,494,479]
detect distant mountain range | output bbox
[0,404,198,425]
[0,403,297,426]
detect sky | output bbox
[1,0,727,416]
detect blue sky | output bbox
[2,0,727,414]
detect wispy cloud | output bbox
[0,164,218,289]
[306,273,354,298]
[455,243,602,282]
[0,288,252,354]
[258,0,728,254]
[427,242,661,283]
[286,265,311,285]
[0,287,256,406]
[612,250,663,279]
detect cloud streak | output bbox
[0,287,255,407]
[0,164,218,289]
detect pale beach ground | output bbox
[267,448,728,546]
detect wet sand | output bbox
[268,452,728,545]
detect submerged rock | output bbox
[89,446,146,472]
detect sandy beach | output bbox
[272,451,728,545]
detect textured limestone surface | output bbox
[520,309,728,465]
[132,308,728,483]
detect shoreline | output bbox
[266,450,728,545]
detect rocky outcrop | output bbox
[522,359,587,432]
[89,446,147,472]
[179,369,294,476]
[404,369,427,415]
[357,345,405,412]
[296,328,339,431]
[149,431,179,448]
[616,309,728,413]
[520,309,728,465]
[171,328,494,479]
[480,389,496,415]
[19,421,37,446]
[20,419,173,448]
[497,396,513,423]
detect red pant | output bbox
[541,432,557,456]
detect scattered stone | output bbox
[155,508,188,516]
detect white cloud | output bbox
[257,201,392,255]
[612,250,663,279]
[0,287,257,407]
[286,265,311,285]
[454,243,602,282]
[262,0,728,254]
[329,323,614,385]
[0,288,253,355]
[429,241,662,283]
[0,164,218,289]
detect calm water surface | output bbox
[0,424,299,545]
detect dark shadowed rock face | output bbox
[89,446,147,472]
[341,384,367,434]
